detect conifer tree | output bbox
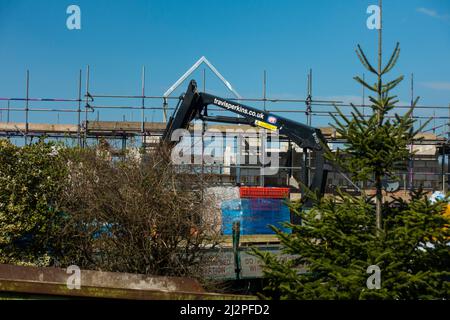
[253,43,450,299]
[332,42,421,231]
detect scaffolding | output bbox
[0,66,449,192]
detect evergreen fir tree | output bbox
[253,43,450,300]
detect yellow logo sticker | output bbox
[255,120,278,131]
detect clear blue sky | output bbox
[0,0,449,132]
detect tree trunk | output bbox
[376,0,383,234]
[375,173,382,233]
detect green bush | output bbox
[0,139,67,266]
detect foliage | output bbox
[0,140,220,278]
[254,189,449,299]
[51,146,220,277]
[254,43,450,300]
[329,43,427,183]
[0,139,66,266]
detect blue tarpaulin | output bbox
[221,198,291,235]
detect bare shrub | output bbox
[53,145,221,277]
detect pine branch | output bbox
[350,103,368,122]
[356,45,378,75]
[413,117,432,138]
[350,112,366,132]
[331,105,353,127]
[368,96,384,114]
[381,42,401,75]
[329,116,347,136]
[354,76,378,93]
[385,95,400,107]
[382,75,404,93]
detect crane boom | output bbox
[162,80,331,214]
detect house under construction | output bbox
[1,58,449,195]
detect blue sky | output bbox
[0,0,449,133]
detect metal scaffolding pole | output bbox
[84,65,90,148]
[77,69,82,147]
[263,70,267,112]
[203,68,206,93]
[25,70,30,145]
[409,73,415,190]
[261,70,267,187]
[7,100,10,123]
[305,69,313,186]
[448,103,450,191]
[141,66,146,147]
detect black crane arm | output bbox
[162,80,330,209]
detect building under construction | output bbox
[1,59,449,280]
[1,58,449,195]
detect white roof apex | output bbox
[163,56,241,99]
